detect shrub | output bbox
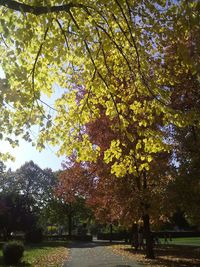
[25,228,43,243]
[3,240,24,265]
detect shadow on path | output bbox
[68,240,124,249]
[64,241,144,267]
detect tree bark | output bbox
[109,223,113,243]
[68,213,72,239]
[143,214,155,259]
[142,171,155,259]
[131,223,139,250]
[0,0,87,15]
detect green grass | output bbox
[160,237,200,246]
[0,241,68,266]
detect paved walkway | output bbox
[64,241,143,267]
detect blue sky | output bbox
[0,67,65,171]
[2,139,65,171]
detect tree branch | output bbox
[55,19,70,50]
[0,0,87,15]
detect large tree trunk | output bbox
[109,223,113,243]
[131,223,139,250]
[143,214,155,259]
[142,171,155,259]
[68,213,72,239]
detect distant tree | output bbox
[0,161,6,173]
[171,209,190,230]
[0,192,37,240]
[55,160,93,237]
[0,161,59,232]
[15,161,56,207]
[0,167,19,193]
[41,196,92,236]
[162,26,200,227]
[0,161,56,199]
[167,126,200,227]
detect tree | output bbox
[55,160,93,237]
[85,108,172,257]
[0,161,56,207]
[0,1,198,157]
[15,161,56,207]
[161,18,200,227]
[0,164,20,193]
[0,1,199,258]
[0,192,37,240]
[0,161,6,173]
[0,161,60,233]
[55,104,172,256]
[167,126,200,227]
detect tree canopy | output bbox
[0,0,199,258]
[0,192,37,240]
[0,0,199,162]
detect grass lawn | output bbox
[0,241,69,266]
[160,237,200,246]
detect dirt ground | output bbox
[111,243,200,267]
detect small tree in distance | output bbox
[55,159,93,238]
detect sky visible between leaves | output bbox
[0,66,65,171]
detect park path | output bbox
[63,241,143,267]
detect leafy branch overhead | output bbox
[0,0,88,15]
[0,0,199,259]
[0,0,199,167]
